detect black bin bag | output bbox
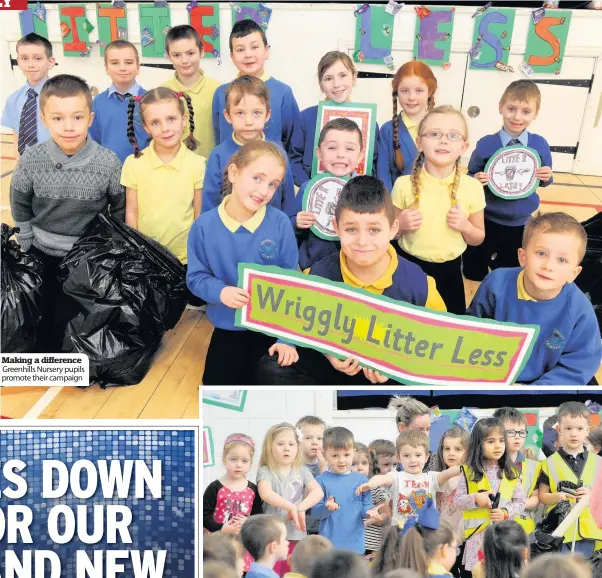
[1,224,44,353]
[59,214,187,387]
[576,212,602,332]
[529,500,571,558]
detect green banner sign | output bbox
[235,264,539,385]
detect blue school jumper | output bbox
[201,134,296,219]
[376,117,418,193]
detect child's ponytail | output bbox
[179,92,199,152]
[372,526,405,576]
[450,157,461,208]
[392,90,405,174]
[400,521,455,578]
[127,96,142,158]
[409,151,425,209]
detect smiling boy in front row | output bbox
[468,212,601,385]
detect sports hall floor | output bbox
[1,135,601,419]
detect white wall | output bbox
[201,389,559,491]
[2,4,602,174]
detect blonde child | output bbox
[523,554,592,578]
[202,75,295,218]
[435,426,469,551]
[453,418,525,573]
[295,117,365,271]
[289,51,378,186]
[376,60,437,193]
[186,141,300,385]
[389,396,437,472]
[203,434,263,571]
[284,535,333,578]
[203,533,246,577]
[392,105,485,314]
[257,423,324,576]
[163,25,219,158]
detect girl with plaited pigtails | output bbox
[121,87,207,306]
[376,60,437,194]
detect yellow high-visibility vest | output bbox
[514,458,542,535]
[540,452,602,543]
[462,465,519,540]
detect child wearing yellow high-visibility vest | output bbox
[492,407,542,535]
[538,401,602,557]
[453,418,525,572]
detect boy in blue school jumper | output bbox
[2,33,55,157]
[257,176,446,386]
[468,212,602,385]
[89,39,147,163]
[312,427,379,554]
[241,515,290,578]
[202,75,295,219]
[212,19,300,158]
[464,80,553,281]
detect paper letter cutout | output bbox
[97,3,128,56]
[413,7,454,67]
[355,4,394,64]
[20,3,49,38]
[189,3,220,58]
[525,10,572,74]
[59,4,90,56]
[470,8,515,70]
[139,4,172,58]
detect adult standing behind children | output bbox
[2,33,55,158]
[10,75,125,352]
[90,39,148,163]
[202,76,295,219]
[376,60,437,193]
[163,25,219,159]
[463,80,553,280]
[212,20,301,158]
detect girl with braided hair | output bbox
[376,61,437,194]
[121,88,206,301]
[391,106,485,315]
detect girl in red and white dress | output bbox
[203,433,263,572]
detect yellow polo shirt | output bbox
[401,111,418,142]
[392,169,485,263]
[218,195,266,233]
[163,70,220,159]
[121,143,206,264]
[517,270,537,301]
[339,245,447,311]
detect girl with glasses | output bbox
[391,105,485,314]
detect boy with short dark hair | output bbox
[89,39,147,163]
[10,74,125,352]
[212,19,301,157]
[257,175,446,385]
[468,212,601,385]
[284,535,333,578]
[464,79,553,279]
[241,515,290,578]
[2,33,55,157]
[492,407,541,534]
[312,427,380,554]
[163,25,219,158]
[538,402,602,555]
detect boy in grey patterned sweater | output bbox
[10,74,125,352]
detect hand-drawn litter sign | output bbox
[485,145,541,200]
[302,174,348,241]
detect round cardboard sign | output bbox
[302,174,348,240]
[484,145,541,200]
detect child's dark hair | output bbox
[391,60,437,173]
[400,519,456,578]
[317,51,357,86]
[334,175,396,225]
[492,407,527,428]
[353,442,372,474]
[372,526,405,576]
[104,39,139,64]
[165,24,203,54]
[466,418,517,482]
[203,533,243,570]
[557,401,590,425]
[291,535,333,576]
[483,521,528,578]
[128,87,197,158]
[225,75,270,111]
[317,117,363,150]
[17,32,53,58]
[435,426,469,471]
[229,19,268,53]
[323,426,354,451]
[309,549,369,578]
[222,140,285,198]
[39,74,92,112]
[240,514,283,560]
[587,426,602,455]
[369,439,396,476]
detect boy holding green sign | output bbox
[468,212,601,385]
[258,175,446,385]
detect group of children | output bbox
[203,396,602,578]
[4,20,601,385]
